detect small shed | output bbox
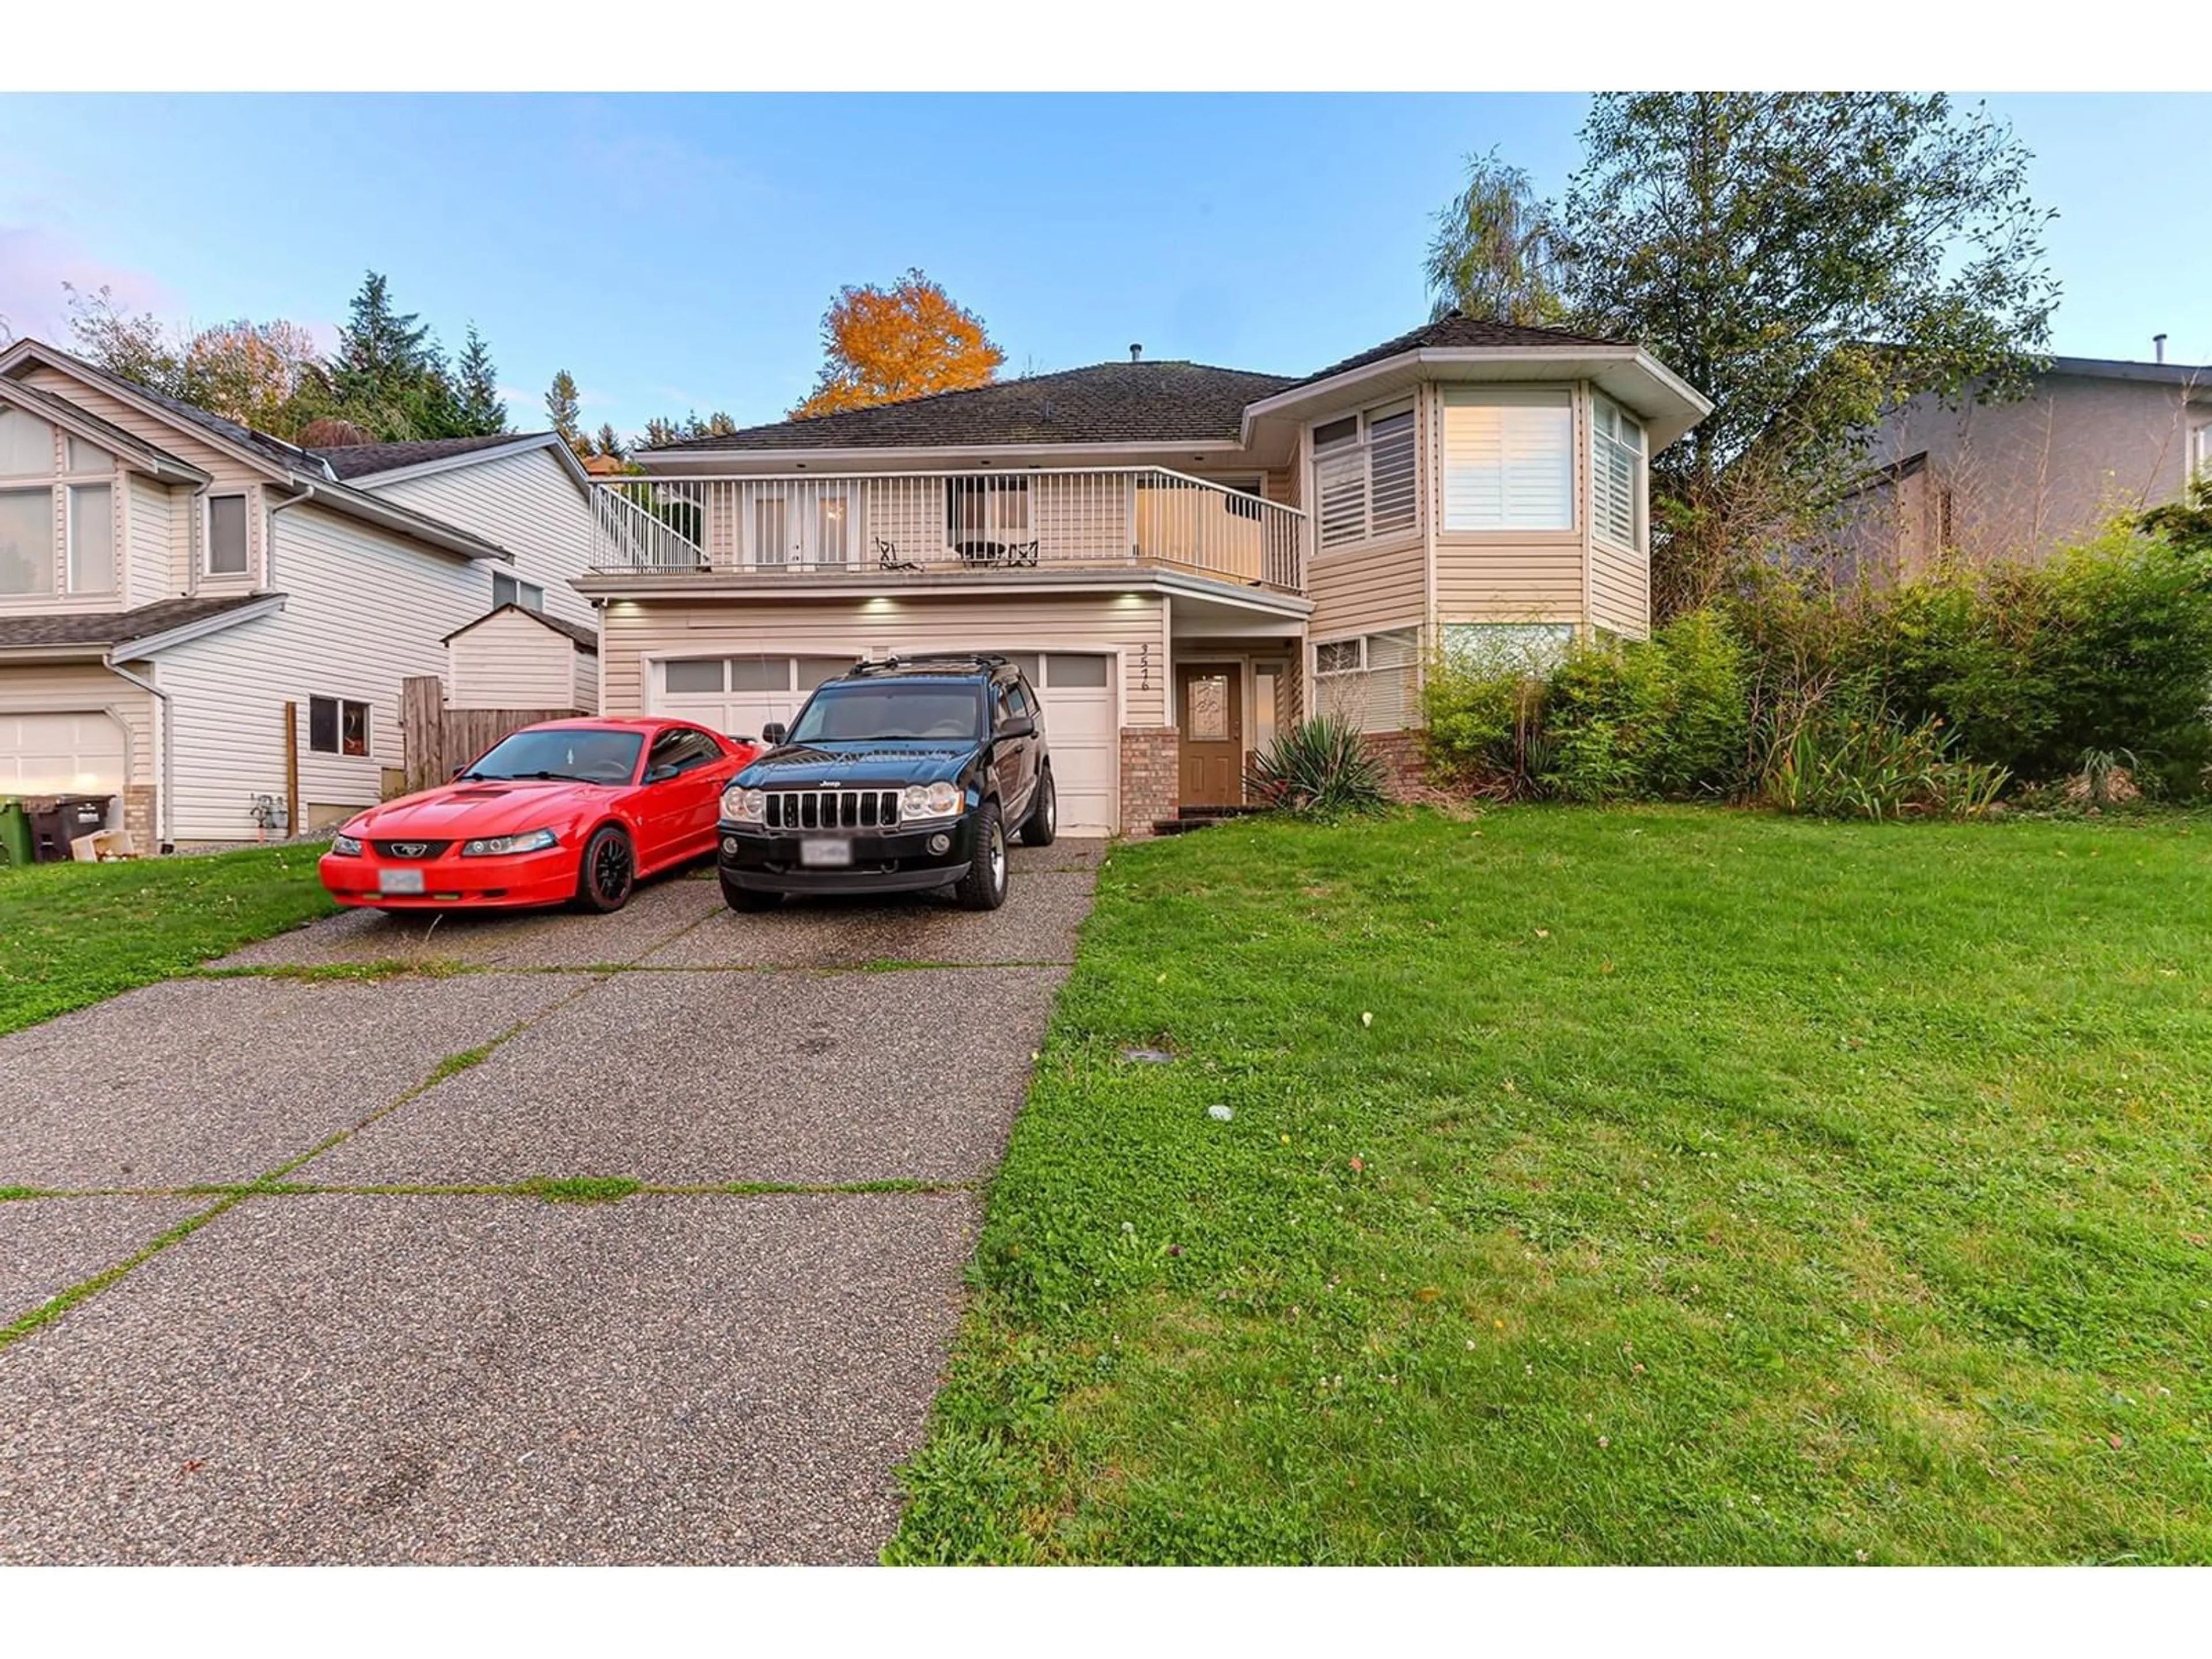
[442,603,599,714]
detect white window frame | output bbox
[1312,400,1419,553]
[205,493,251,578]
[65,481,115,596]
[1441,387,1577,534]
[307,694,373,759]
[0,484,56,598]
[1590,393,1646,551]
[493,571,546,612]
[2191,421,2212,481]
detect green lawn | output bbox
[889,806,2212,1564]
[0,847,334,1037]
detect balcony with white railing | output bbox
[588,468,1306,594]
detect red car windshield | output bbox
[463,729,644,785]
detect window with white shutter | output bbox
[1441,388,1574,532]
[1591,394,1645,549]
[1311,403,1419,551]
[1312,628,1420,732]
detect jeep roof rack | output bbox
[844,652,1009,678]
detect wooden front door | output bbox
[1177,663,1243,807]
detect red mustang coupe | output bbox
[320,718,760,914]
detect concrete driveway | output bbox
[0,840,1104,1564]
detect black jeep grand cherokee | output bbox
[715,654,1056,912]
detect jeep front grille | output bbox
[764,789,901,831]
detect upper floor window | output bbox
[207,494,250,577]
[0,408,55,476]
[1441,388,1574,532]
[0,487,51,596]
[493,571,545,611]
[1313,402,1417,551]
[0,409,120,596]
[1591,395,1646,549]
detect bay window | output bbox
[1591,395,1645,549]
[1441,388,1574,532]
[1312,402,1417,551]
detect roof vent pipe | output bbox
[2154,333,2168,364]
[1130,343,1143,363]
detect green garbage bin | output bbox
[0,797,31,869]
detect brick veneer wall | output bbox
[121,784,158,854]
[1119,726,1179,836]
[1362,729,1427,799]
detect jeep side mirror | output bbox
[998,715,1036,740]
[762,722,788,747]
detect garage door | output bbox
[651,649,1120,834]
[0,710,127,797]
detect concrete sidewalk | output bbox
[0,840,1105,1564]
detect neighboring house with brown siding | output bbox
[579,315,1709,834]
[1844,353,2212,574]
[0,339,597,849]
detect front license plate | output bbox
[799,837,854,868]
[377,867,427,895]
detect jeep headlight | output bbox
[330,832,364,857]
[900,782,963,821]
[724,785,766,823]
[460,827,559,857]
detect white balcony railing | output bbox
[588,468,1305,593]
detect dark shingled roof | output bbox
[1279,312,1629,392]
[646,361,1301,454]
[442,602,598,652]
[312,432,552,480]
[0,593,277,653]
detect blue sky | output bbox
[0,93,2203,441]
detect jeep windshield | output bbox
[462,729,643,784]
[787,684,987,744]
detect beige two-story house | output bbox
[580,315,1709,835]
[0,339,597,850]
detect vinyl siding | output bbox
[446,609,586,711]
[158,503,487,839]
[0,662,157,786]
[573,646,598,714]
[602,589,1170,728]
[1588,539,1649,638]
[123,474,175,609]
[368,447,597,630]
[1307,537,1424,639]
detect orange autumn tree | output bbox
[791,269,1006,418]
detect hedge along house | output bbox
[0,339,598,849]
[581,316,1709,834]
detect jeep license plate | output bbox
[800,838,854,868]
[377,868,426,895]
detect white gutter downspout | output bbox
[101,658,173,853]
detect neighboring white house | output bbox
[0,339,600,849]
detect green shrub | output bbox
[1756,713,2009,820]
[1247,717,1388,815]
[1421,654,1544,795]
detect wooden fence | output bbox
[399,676,584,795]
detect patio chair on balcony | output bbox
[876,537,923,572]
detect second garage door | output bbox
[651,649,1120,835]
[0,710,128,799]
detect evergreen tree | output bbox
[331,271,433,411]
[593,422,625,461]
[454,323,507,435]
[546,369,585,457]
